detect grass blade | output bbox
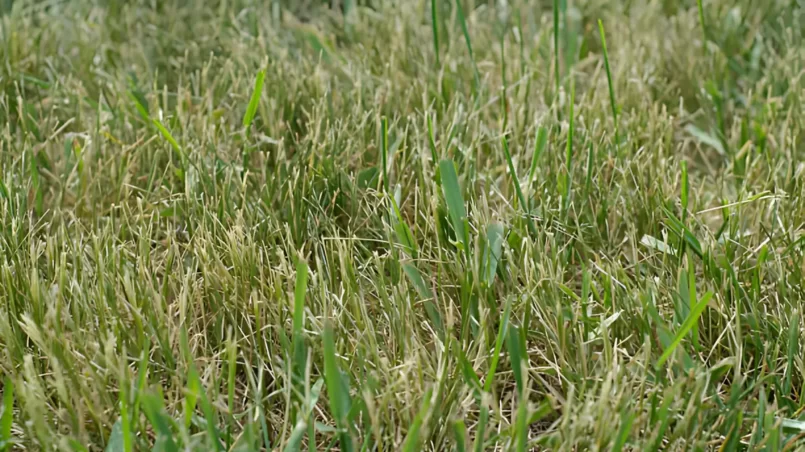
[188,365,224,451]
[292,260,310,386]
[513,395,528,452]
[484,296,513,393]
[431,0,440,67]
[381,117,389,192]
[105,419,124,452]
[153,118,187,171]
[439,159,468,252]
[402,263,444,341]
[141,392,179,452]
[597,20,619,148]
[452,420,468,452]
[656,291,713,368]
[322,324,354,452]
[563,78,576,219]
[696,0,707,45]
[454,0,480,92]
[612,407,634,452]
[506,325,526,396]
[390,195,417,258]
[283,419,307,452]
[1,378,13,451]
[528,126,548,187]
[553,0,560,98]
[502,135,535,235]
[242,68,266,129]
[401,388,433,452]
[783,310,799,397]
[482,223,504,285]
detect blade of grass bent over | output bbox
[656,291,713,368]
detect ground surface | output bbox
[1,0,805,450]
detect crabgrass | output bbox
[1,0,805,450]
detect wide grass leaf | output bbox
[656,292,713,368]
[243,69,266,128]
[322,324,354,452]
[439,159,468,251]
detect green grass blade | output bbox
[293,260,310,385]
[656,291,713,368]
[439,159,468,252]
[584,140,594,200]
[452,420,468,452]
[506,325,525,396]
[401,388,433,452]
[1,378,14,451]
[513,395,528,452]
[528,126,548,187]
[283,419,307,452]
[322,324,354,452]
[597,20,619,147]
[226,331,237,448]
[681,160,689,221]
[553,0,560,98]
[527,399,553,425]
[402,263,444,341]
[427,114,440,167]
[563,78,576,219]
[483,295,513,393]
[457,347,482,398]
[141,392,179,452]
[454,0,480,92]
[482,223,504,285]
[105,418,125,452]
[783,310,799,396]
[243,68,266,129]
[696,0,707,45]
[502,135,533,227]
[381,117,389,192]
[153,118,186,168]
[189,365,224,451]
[431,0,440,67]
[612,407,634,452]
[390,195,417,258]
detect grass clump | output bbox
[1,0,805,450]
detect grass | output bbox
[0,0,805,450]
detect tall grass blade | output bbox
[484,296,513,393]
[292,260,309,387]
[1,378,14,451]
[401,388,433,452]
[553,0,560,98]
[454,0,480,92]
[322,324,354,452]
[528,126,548,187]
[402,264,444,341]
[482,223,504,285]
[783,310,799,397]
[431,0,440,67]
[507,325,525,396]
[502,135,535,235]
[439,159,468,252]
[597,20,619,147]
[188,365,224,451]
[242,68,266,129]
[656,291,713,368]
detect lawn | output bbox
[1,0,804,450]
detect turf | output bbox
[1,0,804,450]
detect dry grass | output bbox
[1,0,804,450]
